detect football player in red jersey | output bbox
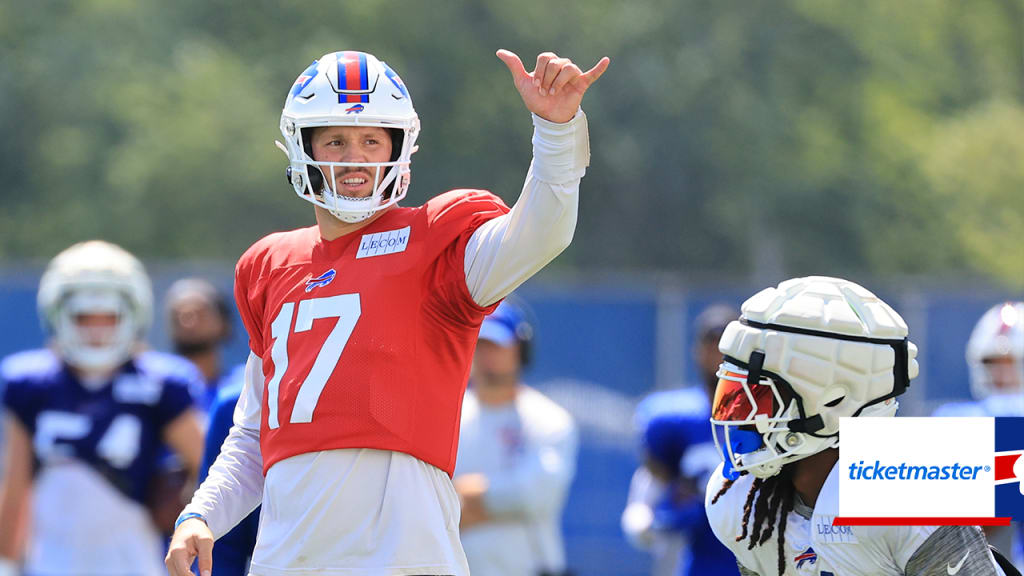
[165,49,609,576]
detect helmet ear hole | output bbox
[378,128,405,201]
[297,128,325,196]
[824,397,844,408]
[388,128,404,162]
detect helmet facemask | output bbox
[712,353,844,480]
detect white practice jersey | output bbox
[183,111,588,576]
[705,462,1006,575]
[29,462,165,576]
[454,386,579,576]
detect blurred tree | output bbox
[0,0,1020,287]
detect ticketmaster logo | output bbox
[848,460,992,481]
[357,226,411,259]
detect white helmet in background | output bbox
[37,241,153,374]
[278,50,420,223]
[966,302,1024,399]
[711,276,919,480]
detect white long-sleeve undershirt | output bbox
[465,109,588,307]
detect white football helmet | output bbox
[966,302,1024,399]
[37,241,153,374]
[278,51,420,223]
[711,276,919,480]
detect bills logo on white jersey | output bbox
[357,227,410,259]
[795,547,817,569]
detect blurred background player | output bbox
[165,277,244,415]
[705,276,1010,576]
[933,301,1024,569]
[622,304,737,576]
[0,240,204,576]
[454,299,579,576]
[934,302,1024,417]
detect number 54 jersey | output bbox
[235,189,509,477]
[0,349,198,576]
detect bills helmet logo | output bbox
[345,104,365,114]
[291,61,319,97]
[305,269,337,293]
[384,65,408,98]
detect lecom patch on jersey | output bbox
[357,227,411,259]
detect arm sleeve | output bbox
[199,384,257,576]
[464,110,589,307]
[181,352,265,539]
[903,525,1003,576]
[483,414,579,520]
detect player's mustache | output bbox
[329,167,375,177]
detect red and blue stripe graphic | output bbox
[337,51,370,104]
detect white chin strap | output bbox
[325,193,377,223]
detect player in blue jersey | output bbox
[0,240,205,576]
[623,304,739,576]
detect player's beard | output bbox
[173,338,220,356]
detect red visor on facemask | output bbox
[712,370,777,421]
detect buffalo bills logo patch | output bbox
[795,547,816,569]
[305,269,336,292]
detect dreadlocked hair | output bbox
[710,466,796,576]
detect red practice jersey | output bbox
[234,190,509,476]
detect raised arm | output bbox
[165,352,266,576]
[465,50,609,307]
